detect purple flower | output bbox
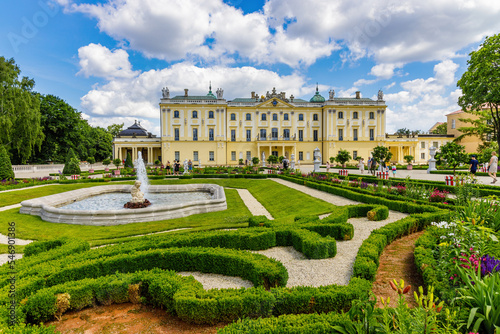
[481,255,500,276]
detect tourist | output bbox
[188,159,192,173]
[174,160,180,176]
[469,155,479,182]
[370,159,377,176]
[358,158,365,174]
[489,151,498,184]
[392,163,397,177]
[166,160,171,175]
[326,161,330,173]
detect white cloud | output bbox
[82,114,160,137]
[77,43,138,79]
[79,62,317,131]
[369,63,403,79]
[354,78,377,86]
[385,60,461,132]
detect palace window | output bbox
[246,113,251,121]
[246,151,251,161]
[338,111,344,119]
[421,142,425,149]
[231,151,236,161]
[451,119,456,129]
[421,153,425,160]
[271,128,278,140]
[298,113,304,121]
[353,151,358,159]
[284,113,289,121]
[174,128,179,141]
[369,112,374,119]
[433,142,439,148]
[208,111,214,119]
[246,129,251,141]
[369,128,374,141]
[192,110,198,118]
[175,151,180,161]
[231,129,236,141]
[313,114,318,121]
[209,151,214,161]
[283,129,290,140]
[338,129,343,141]
[209,128,214,141]
[353,129,358,141]
[299,151,303,161]
[193,128,198,141]
[174,110,180,118]
[193,151,198,161]
[353,111,358,119]
[273,113,278,121]
[261,113,267,121]
[313,130,318,142]
[260,129,266,140]
[230,113,236,121]
[298,129,303,141]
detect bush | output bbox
[62,148,80,175]
[0,145,15,180]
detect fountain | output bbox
[19,152,227,225]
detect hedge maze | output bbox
[0,175,450,333]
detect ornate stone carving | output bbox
[216,88,224,99]
[378,90,384,101]
[329,89,335,100]
[162,87,170,99]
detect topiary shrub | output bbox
[124,152,133,168]
[0,145,15,180]
[62,148,81,175]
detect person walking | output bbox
[392,163,397,177]
[326,161,330,173]
[166,160,171,175]
[358,158,365,174]
[469,155,479,182]
[488,151,498,184]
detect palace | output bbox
[113,85,453,166]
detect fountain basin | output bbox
[19,184,227,226]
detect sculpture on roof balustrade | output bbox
[162,87,170,99]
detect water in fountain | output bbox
[134,151,150,199]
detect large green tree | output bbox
[435,142,468,175]
[457,33,500,155]
[107,123,124,137]
[0,57,44,163]
[431,123,447,135]
[371,145,393,167]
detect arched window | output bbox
[192,110,198,118]
[246,113,251,121]
[174,110,179,118]
[261,113,267,121]
[298,113,304,121]
[284,113,289,121]
[273,113,278,121]
[208,111,214,119]
[369,112,374,119]
[313,114,318,121]
[353,112,358,119]
[283,129,290,139]
[231,113,236,121]
[338,111,344,119]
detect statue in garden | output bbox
[130,180,145,203]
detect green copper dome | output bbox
[309,85,325,103]
[206,82,216,99]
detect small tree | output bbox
[62,148,81,175]
[124,152,133,168]
[238,158,244,165]
[335,149,352,167]
[278,156,285,163]
[329,157,335,163]
[267,155,278,164]
[403,155,414,165]
[371,145,393,168]
[0,145,15,180]
[154,159,161,166]
[103,158,111,166]
[252,157,260,165]
[87,156,95,169]
[113,158,122,170]
[435,142,468,175]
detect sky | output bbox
[1,0,500,137]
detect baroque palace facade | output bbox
[113,86,453,166]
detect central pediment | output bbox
[255,98,294,109]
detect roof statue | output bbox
[162,87,169,99]
[329,89,335,100]
[378,89,384,101]
[216,88,224,99]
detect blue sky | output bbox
[2,0,499,136]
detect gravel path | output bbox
[234,188,273,219]
[270,178,361,206]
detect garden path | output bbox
[234,188,273,219]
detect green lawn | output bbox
[1,178,337,252]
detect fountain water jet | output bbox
[134,151,150,199]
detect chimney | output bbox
[184,89,188,97]
[355,91,361,99]
[251,91,255,98]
